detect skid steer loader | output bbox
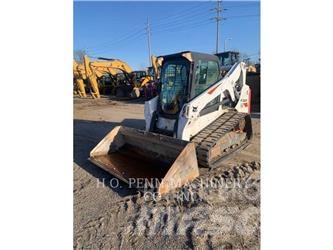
[89,51,252,194]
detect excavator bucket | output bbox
[89,126,199,194]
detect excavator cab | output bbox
[132,70,147,82]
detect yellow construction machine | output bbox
[84,55,151,99]
[89,51,253,194]
[73,56,102,99]
[88,56,133,96]
[109,55,162,99]
[74,55,161,99]
[73,61,87,98]
[151,55,163,80]
[74,55,135,99]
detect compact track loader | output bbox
[90,51,252,194]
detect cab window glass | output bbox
[194,60,219,96]
[160,62,188,115]
[207,61,219,83]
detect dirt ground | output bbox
[74,97,260,249]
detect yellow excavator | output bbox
[73,55,134,99]
[87,56,133,97]
[83,55,115,99]
[82,55,150,99]
[73,56,103,99]
[75,55,162,99]
[95,56,158,98]
[99,55,162,99]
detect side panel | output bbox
[177,62,250,141]
[144,96,158,131]
[235,85,251,113]
[178,108,224,141]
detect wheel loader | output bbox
[89,51,252,194]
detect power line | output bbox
[82,13,207,53]
[85,17,212,53]
[224,14,259,19]
[79,1,259,57]
[151,6,212,29]
[86,30,145,53]
[153,19,214,34]
[80,1,259,53]
[88,18,215,56]
[151,1,212,25]
[151,14,212,33]
[89,15,213,54]
[224,2,259,8]
[82,24,145,51]
[152,11,212,30]
[87,32,145,56]
[81,2,212,53]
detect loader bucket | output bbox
[89,126,199,194]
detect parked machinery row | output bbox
[73,55,161,99]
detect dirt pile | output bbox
[74,162,260,249]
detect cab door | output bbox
[191,59,221,116]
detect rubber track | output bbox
[191,111,250,167]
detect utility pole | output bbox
[213,0,222,54]
[146,17,152,66]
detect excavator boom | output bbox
[73,60,87,98]
[83,55,101,99]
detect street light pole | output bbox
[224,37,232,52]
[146,17,152,66]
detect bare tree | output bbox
[74,49,86,63]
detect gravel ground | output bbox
[74,97,260,249]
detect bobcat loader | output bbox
[89,51,252,194]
